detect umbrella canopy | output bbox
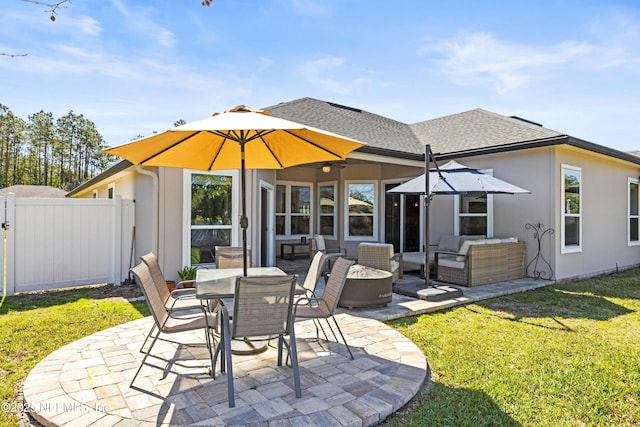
[388,160,530,195]
[104,105,366,275]
[105,105,365,171]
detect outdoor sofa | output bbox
[434,237,526,286]
[402,235,486,278]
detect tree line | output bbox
[0,103,118,190]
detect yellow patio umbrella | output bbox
[104,105,366,275]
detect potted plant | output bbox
[177,265,198,288]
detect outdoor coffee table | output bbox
[196,267,304,354]
[338,264,393,309]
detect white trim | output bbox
[344,180,378,241]
[275,180,314,239]
[453,168,494,237]
[318,181,338,239]
[259,180,276,266]
[182,169,239,267]
[560,164,582,254]
[382,178,425,251]
[349,151,423,167]
[628,177,640,246]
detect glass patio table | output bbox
[195,266,304,354]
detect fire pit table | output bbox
[338,264,393,309]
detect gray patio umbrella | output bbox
[387,145,530,291]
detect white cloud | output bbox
[423,31,602,93]
[295,56,375,95]
[64,15,103,36]
[106,0,177,48]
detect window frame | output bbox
[453,168,494,237]
[275,180,314,239]
[628,177,640,246]
[182,169,239,267]
[318,181,337,239]
[561,164,582,254]
[344,180,378,241]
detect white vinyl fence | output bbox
[1,193,135,296]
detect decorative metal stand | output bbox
[525,221,554,280]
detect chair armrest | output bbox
[171,287,196,297]
[391,253,403,278]
[294,296,317,307]
[176,279,195,289]
[325,251,345,258]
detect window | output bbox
[629,178,639,245]
[318,182,336,237]
[345,181,377,240]
[185,171,237,265]
[455,194,492,236]
[107,183,115,199]
[561,165,581,253]
[276,182,312,237]
[454,169,494,237]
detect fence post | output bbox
[0,196,4,296]
[113,196,123,286]
[5,193,15,296]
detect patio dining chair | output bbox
[298,251,329,303]
[139,252,205,352]
[129,262,217,387]
[213,274,300,408]
[215,246,251,269]
[294,257,355,360]
[312,235,347,279]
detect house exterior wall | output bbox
[68,141,640,284]
[552,145,640,280]
[447,145,640,281]
[452,147,556,278]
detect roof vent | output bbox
[510,116,543,127]
[327,102,362,113]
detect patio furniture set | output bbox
[129,251,355,408]
[400,235,526,286]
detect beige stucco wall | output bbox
[552,146,640,280]
[449,146,640,281]
[72,144,640,283]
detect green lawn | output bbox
[384,270,640,426]
[0,289,149,426]
[1,272,639,427]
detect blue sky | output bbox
[2,0,640,152]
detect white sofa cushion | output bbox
[439,258,466,269]
[456,239,486,262]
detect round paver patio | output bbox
[23,313,427,426]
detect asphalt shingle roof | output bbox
[0,185,67,198]
[265,97,424,155]
[410,108,565,155]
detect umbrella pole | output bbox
[240,139,248,277]
[424,144,431,287]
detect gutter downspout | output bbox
[135,166,158,256]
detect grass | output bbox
[0,288,149,426]
[1,272,639,426]
[384,269,640,427]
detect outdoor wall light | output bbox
[322,163,332,173]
